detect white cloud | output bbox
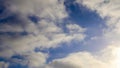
[47,52,107,68]
[5,0,68,21]
[76,0,120,44]
[77,0,120,18]
[0,52,47,68]
[66,1,120,67]
[24,0,120,68]
[0,1,85,67]
[0,0,84,67]
[24,52,48,68]
[46,45,120,68]
[1,0,120,68]
[66,24,86,34]
[0,21,85,58]
[3,45,118,68]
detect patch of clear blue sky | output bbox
[45,0,107,63]
[8,55,28,68]
[0,5,4,14]
[8,64,28,68]
[0,0,5,14]
[0,55,28,68]
[28,15,40,23]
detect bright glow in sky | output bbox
[0,0,120,68]
[113,47,120,68]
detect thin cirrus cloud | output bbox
[0,0,120,68]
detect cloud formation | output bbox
[46,0,120,68]
[0,0,85,57]
[0,0,85,68]
[76,0,120,44]
[0,0,120,68]
[46,45,120,68]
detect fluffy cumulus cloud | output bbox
[25,52,48,68]
[0,0,85,57]
[0,0,120,68]
[0,0,86,68]
[46,45,120,68]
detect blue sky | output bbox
[0,0,120,68]
[46,0,107,62]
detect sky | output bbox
[0,0,120,68]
